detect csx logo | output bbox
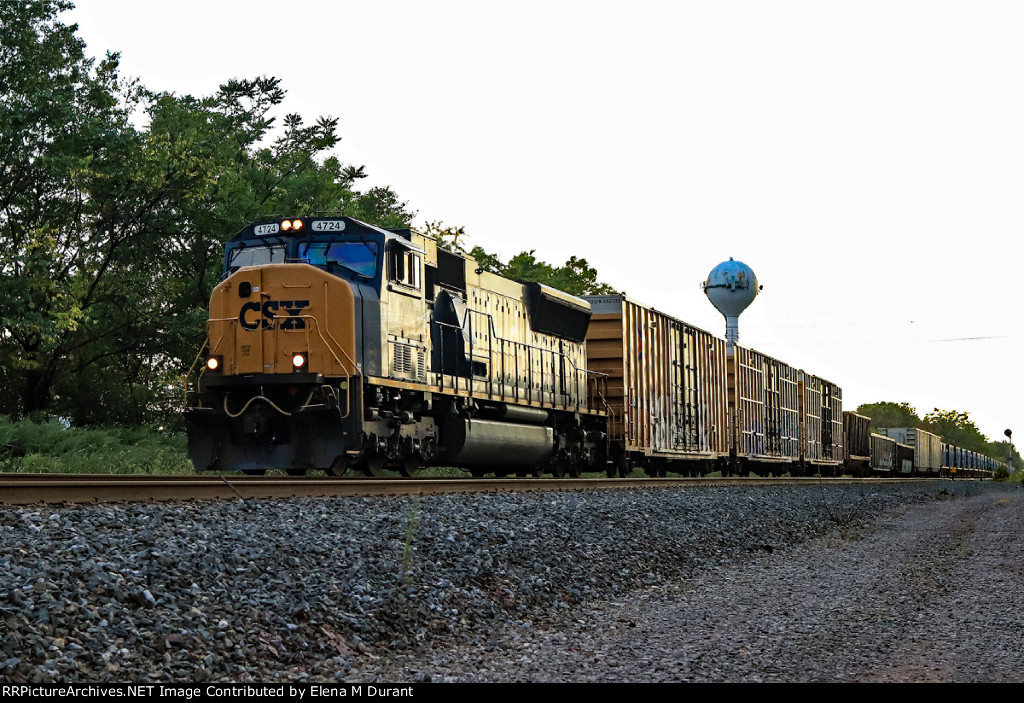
[239,300,310,330]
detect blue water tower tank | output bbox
[703,258,761,345]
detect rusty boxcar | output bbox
[843,411,871,476]
[727,345,801,474]
[798,372,844,475]
[584,294,729,476]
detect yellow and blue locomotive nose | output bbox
[206,263,357,378]
[187,264,360,473]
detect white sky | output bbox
[66,0,1021,444]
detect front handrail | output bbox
[184,312,360,420]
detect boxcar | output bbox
[843,411,871,476]
[584,294,729,476]
[881,428,942,476]
[727,345,802,475]
[870,432,897,475]
[798,372,844,476]
[895,441,915,475]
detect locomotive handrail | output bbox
[295,313,359,419]
[432,316,605,414]
[183,337,211,407]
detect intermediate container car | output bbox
[798,372,844,475]
[895,441,915,475]
[584,294,729,476]
[727,345,801,474]
[870,432,897,475]
[843,411,871,476]
[880,428,942,476]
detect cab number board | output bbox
[312,220,346,232]
[254,223,280,236]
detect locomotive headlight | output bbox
[205,355,223,372]
[290,219,303,230]
[281,220,292,231]
[291,352,308,372]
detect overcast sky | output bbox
[66,0,1021,444]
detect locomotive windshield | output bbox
[221,217,393,285]
[227,244,286,268]
[299,240,379,279]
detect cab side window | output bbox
[389,249,421,289]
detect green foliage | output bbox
[0,417,191,474]
[485,250,617,296]
[859,402,1017,465]
[922,408,989,454]
[401,495,422,580]
[0,3,414,426]
[988,440,1021,476]
[422,222,616,297]
[856,402,921,431]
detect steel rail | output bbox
[0,473,936,506]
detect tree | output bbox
[421,223,616,297]
[0,0,131,417]
[856,402,920,431]
[922,409,989,454]
[0,2,415,425]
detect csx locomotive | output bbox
[185,216,1001,479]
[186,216,606,477]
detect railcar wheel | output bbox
[516,466,544,478]
[551,463,567,478]
[399,455,419,478]
[325,456,348,478]
[567,463,582,478]
[365,452,387,478]
[286,469,307,477]
[470,467,487,478]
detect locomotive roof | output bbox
[230,216,422,251]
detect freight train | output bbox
[185,216,1004,480]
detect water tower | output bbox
[703,258,761,349]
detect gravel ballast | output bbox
[1,480,1020,683]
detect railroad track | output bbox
[0,473,930,506]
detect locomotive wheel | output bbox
[325,456,348,478]
[550,463,566,478]
[567,463,582,478]
[399,454,420,478]
[364,452,387,477]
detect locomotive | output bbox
[185,216,606,477]
[185,216,1001,479]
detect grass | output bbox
[0,416,193,475]
[401,495,422,581]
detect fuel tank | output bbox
[443,416,555,467]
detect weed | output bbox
[401,495,423,582]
